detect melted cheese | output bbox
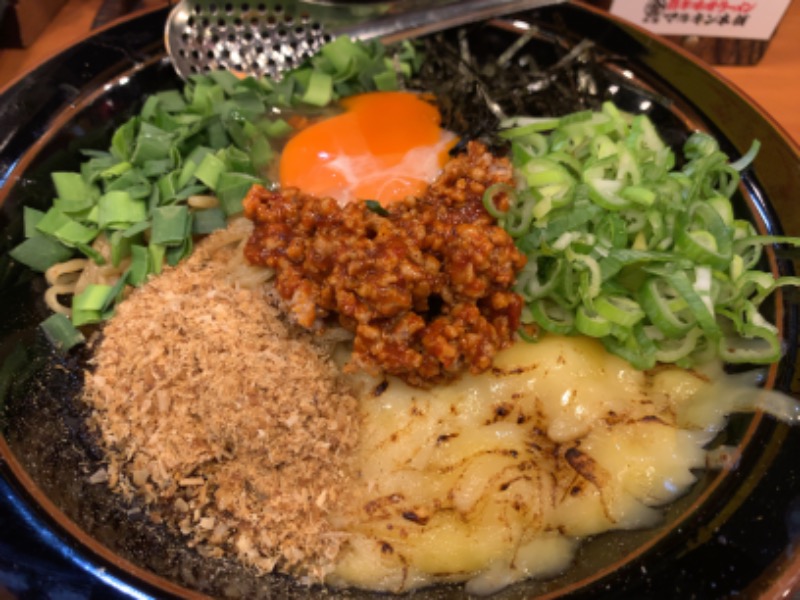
[329,335,726,594]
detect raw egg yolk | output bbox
[279,91,457,205]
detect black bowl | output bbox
[1,3,800,599]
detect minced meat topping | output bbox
[243,141,527,386]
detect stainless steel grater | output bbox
[165,0,564,80]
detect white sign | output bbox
[610,0,792,40]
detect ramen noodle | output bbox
[44,257,90,315]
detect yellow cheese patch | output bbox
[329,335,723,594]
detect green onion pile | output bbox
[492,101,800,369]
[9,37,420,347]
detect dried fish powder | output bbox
[83,219,361,581]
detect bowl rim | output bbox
[1,2,799,598]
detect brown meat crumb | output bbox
[82,222,360,582]
[243,141,527,386]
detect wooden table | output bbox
[1,0,799,148]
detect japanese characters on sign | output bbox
[610,0,791,40]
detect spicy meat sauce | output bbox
[244,142,526,386]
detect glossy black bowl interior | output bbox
[1,4,800,599]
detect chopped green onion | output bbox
[76,241,106,264]
[51,172,96,213]
[52,219,98,247]
[729,139,761,172]
[592,294,645,327]
[217,172,262,216]
[40,313,85,353]
[249,134,273,173]
[166,235,193,266]
[482,183,513,219]
[194,152,227,191]
[72,284,113,326]
[365,200,390,217]
[301,70,334,107]
[122,220,150,239]
[97,190,148,229]
[131,122,173,165]
[192,207,228,234]
[149,243,166,275]
[638,277,693,338]
[128,244,150,286]
[262,118,293,139]
[373,70,399,91]
[501,101,798,368]
[151,205,191,246]
[35,208,72,236]
[23,207,46,238]
[529,298,574,335]
[9,236,73,272]
[110,230,132,267]
[575,305,613,337]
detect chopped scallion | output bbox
[40,313,85,353]
[9,236,73,272]
[501,101,800,368]
[151,205,191,246]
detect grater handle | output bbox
[336,0,566,44]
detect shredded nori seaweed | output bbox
[411,21,615,152]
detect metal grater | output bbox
[165,0,564,80]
